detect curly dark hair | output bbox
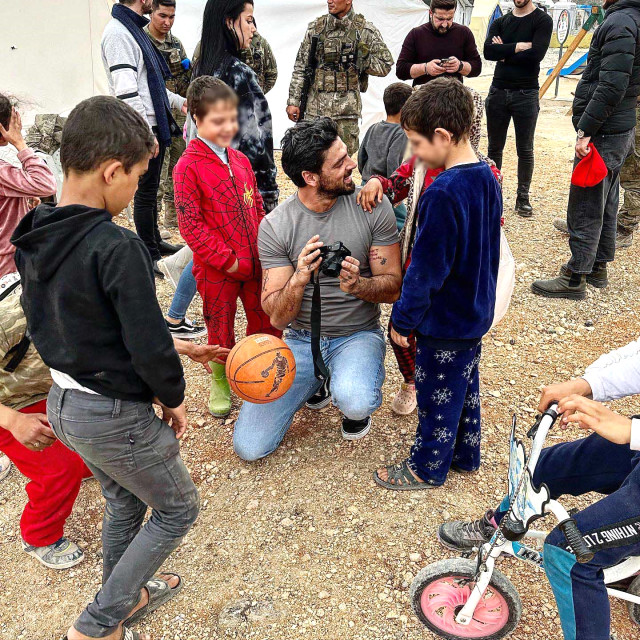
[281,117,340,188]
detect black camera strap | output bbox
[310,271,330,382]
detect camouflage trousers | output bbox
[618,114,640,233]
[157,112,186,227]
[335,118,360,158]
[305,116,360,157]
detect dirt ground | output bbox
[2,91,640,640]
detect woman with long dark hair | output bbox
[189,0,279,211]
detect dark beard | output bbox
[430,18,451,34]
[318,175,355,198]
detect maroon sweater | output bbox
[396,22,482,86]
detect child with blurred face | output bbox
[173,77,281,418]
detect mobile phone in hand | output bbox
[440,57,451,66]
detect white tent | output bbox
[1,0,430,144]
[0,0,114,124]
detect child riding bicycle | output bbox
[438,337,640,640]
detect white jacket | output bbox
[582,337,640,450]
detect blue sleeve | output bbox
[391,188,458,336]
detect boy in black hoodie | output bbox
[12,96,199,640]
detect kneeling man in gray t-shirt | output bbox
[233,117,402,461]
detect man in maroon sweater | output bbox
[396,0,481,86]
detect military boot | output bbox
[616,228,634,249]
[531,268,587,300]
[561,262,608,288]
[514,190,533,218]
[164,199,178,228]
[209,362,231,418]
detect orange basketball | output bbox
[226,334,296,404]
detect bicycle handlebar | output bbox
[559,518,595,563]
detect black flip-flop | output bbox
[124,573,183,627]
[373,460,441,491]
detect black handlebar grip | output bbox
[559,518,594,564]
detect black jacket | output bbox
[12,204,185,408]
[573,0,640,136]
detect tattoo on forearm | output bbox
[262,270,270,293]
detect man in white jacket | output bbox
[102,0,187,276]
[437,339,640,640]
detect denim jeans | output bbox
[485,86,540,194]
[134,132,165,262]
[47,384,199,638]
[168,259,196,321]
[567,129,635,273]
[233,327,386,461]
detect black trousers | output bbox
[485,86,540,195]
[134,137,166,262]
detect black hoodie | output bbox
[11,204,185,408]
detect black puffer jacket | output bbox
[573,0,640,136]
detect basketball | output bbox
[226,334,296,404]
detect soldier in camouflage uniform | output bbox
[287,0,394,157]
[617,104,640,248]
[145,1,191,228]
[240,32,278,94]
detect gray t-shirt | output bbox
[258,189,399,337]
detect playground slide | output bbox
[547,52,588,76]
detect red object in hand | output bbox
[571,144,608,187]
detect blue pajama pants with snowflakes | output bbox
[409,340,482,486]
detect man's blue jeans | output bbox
[233,327,386,461]
[167,259,196,322]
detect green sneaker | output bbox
[209,362,231,417]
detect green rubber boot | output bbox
[208,362,231,418]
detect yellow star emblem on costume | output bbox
[243,184,254,207]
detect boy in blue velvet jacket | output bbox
[374,78,502,491]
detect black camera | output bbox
[318,241,351,278]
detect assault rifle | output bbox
[299,35,319,120]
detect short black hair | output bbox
[187,76,238,121]
[0,94,12,130]
[431,0,457,12]
[383,83,413,117]
[401,77,474,144]
[152,0,176,9]
[60,96,155,176]
[281,118,339,188]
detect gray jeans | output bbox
[567,128,635,273]
[48,384,199,638]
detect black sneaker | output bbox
[305,378,331,410]
[166,318,207,340]
[341,416,371,441]
[158,240,184,256]
[438,510,497,552]
[152,260,165,279]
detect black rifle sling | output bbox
[310,271,329,381]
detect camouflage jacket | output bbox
[0,283,51,410]
[288,8,393,119]
[144,27,191,101]
[239,32,278,94]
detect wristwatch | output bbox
[457,61,464,73]
[577,129,586,139]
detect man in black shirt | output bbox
[484,0,552,217]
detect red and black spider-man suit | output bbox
[173,139,281,348]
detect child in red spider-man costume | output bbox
[174,77,281,417]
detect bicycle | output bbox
[410,404,640,639]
